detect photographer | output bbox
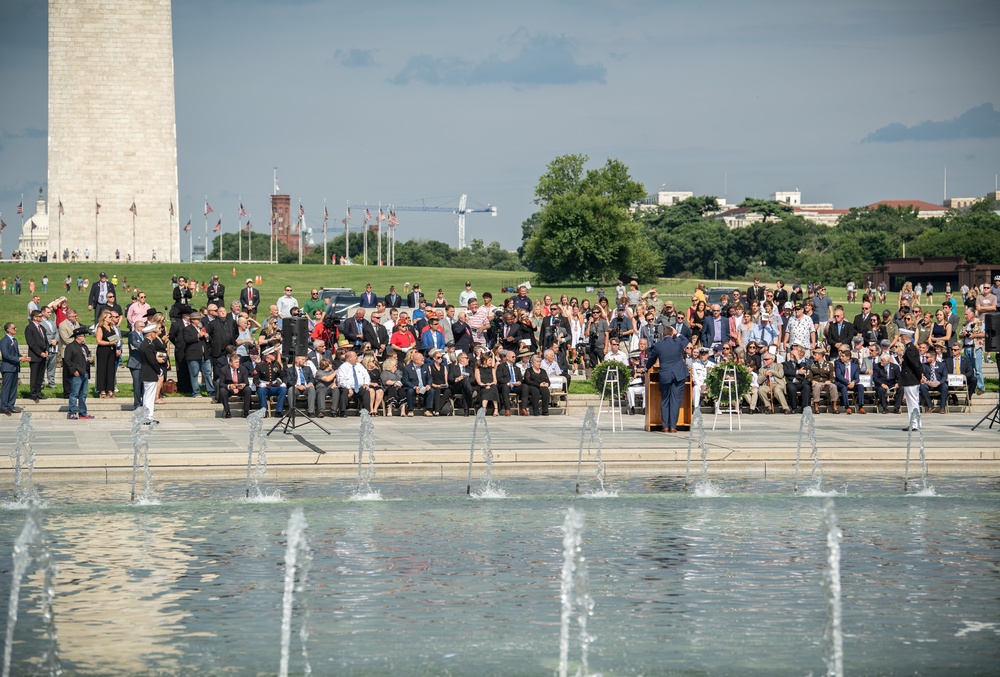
[586,307,609,367]
[609,304,636,349]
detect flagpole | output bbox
[95,197,100,262]
[238,196,243,263]
[219,216,223,264]
[345,201,350,265]
[297,199,303,266]
[131,195,136,262]
[364,201,368,266]
[323,198,328,266]
[189,214,193,262]
[204,195,209,263]
[57,198,62,263]
[248,214,253,263]
[377,202,382,266]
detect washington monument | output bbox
[48,0,179,263]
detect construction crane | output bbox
[350,194,497,250]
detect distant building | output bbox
[865,200,948,218]
[15,190,50,259]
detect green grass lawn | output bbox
[0,259,953,330]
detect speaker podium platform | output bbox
[644,366,693,432]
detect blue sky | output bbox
[1,0,998,257]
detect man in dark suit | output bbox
[363,311,389,356]
[700,304,730,348]
[745,277,766,304]
[825,306,856,354]
[498,311,524,352]
[25,310,49,402]
[541,304,571,354]
[920,352,949,414]
[645,326,689,433]
[873,353,903,413]
[406,284,423,310]
[343,308,370,351]
[494,350,521,415]
[852,301,875,337]
[834,349,866,414]
[206,275,225,307]
[206,310,238,380]
[1,321,29,414]
[945,343,977,400]
[359,283,378,308]
[239,278,260,318]
[384,285,402,308]
[401,350,434,415]
[87,271,116,322]
[783,342,813,413]
[218,353,253,418]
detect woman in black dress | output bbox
[475,352,499,416]
[94,309,119,398]
[523,355,551,416]
[427,349,452,415]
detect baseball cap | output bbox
[246,278,253,284]
[784,301,794,309]
[880,339,891,347]
[853,336,863,343]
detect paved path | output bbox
[3,408,998,481]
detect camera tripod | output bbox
[971,353,1000,431]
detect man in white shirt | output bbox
[604,338,629,366]
[540,348,566,402]
[457,281,477,308]
[335,349,371,415]
[276,285,298,318]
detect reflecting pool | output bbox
[2,476,999,676]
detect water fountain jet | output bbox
[279,508,312,677]
[7,412,40,506]
[129,407,155,503]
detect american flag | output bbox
[274,176,280,193]
[95,200,101,215]
[239,202,247,218]
[205,201,214,216]
[364,207,372,224]
[378,208,387,222]
[0,218,6,232]
[169,201,174,217]
[213,218,222,232]
[346,206,351,220]
[388,210,399,226]
[30,219,37,231]
[244,221,252,234]
[58,200,65,216]
[183,219,192,232]
[341,217,349,226]
[129,201,137,216]
[298,204,305,219]
[323,205,329,223]
[16,202,22,215]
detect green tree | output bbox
[534,154,588,206]
[524,192,660,283]
[737,198,794,222]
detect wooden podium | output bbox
[644,366,692,431]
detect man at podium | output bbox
[646,325,690,432]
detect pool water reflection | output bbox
[2,476,998,676]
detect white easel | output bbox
[596,367,622,432]
[712,364,742,431]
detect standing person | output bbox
[1,322,30,414]
[127,318,148,410]
[359,283,378,308]
[206,275,225,307]
[87,271,116,323]
[458,281,477,308]
[25,310,49,403]
[39,306,59,389]
[276,285,298,318]
[63,327,94,419]
[57,308,82,397]
[182,313,215,398]
[646,325,690,433]
[139,321,168,423]
[94,310,120,398]
[898,328,923,431]
[239,278,260,318]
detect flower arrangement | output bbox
[704,361,752,408]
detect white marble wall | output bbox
[48,0,179,262]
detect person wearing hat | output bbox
[406,283,424,311]
[138,321,168,424]
[239,278,260,319]
[457,281,477,308]
[57,307,82,397]
[254,346,288,416]
[808,346,838,413]
[783,303,815,353]
[181,312,215,399]
[207,275,225,307]
[898,329,923,429]
[87,271,116,323]
[749,312,779,347]
[62,326,95,420]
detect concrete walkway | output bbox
[2,407,998,481]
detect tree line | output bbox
[518,154,1000,284]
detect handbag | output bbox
[162,379,178,394]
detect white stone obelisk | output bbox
[48,0,179,263]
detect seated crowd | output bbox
[6,273,995,423]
